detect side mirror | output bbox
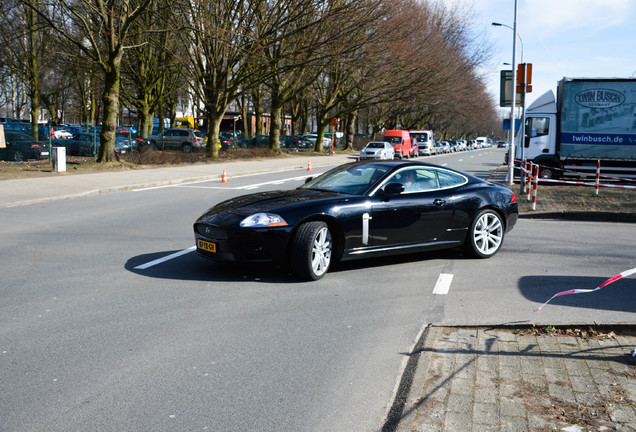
[384,182,404,195]
[304,177,313,184]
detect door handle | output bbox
[434,199,446,206]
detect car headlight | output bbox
[240,213,288,228]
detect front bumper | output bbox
[194,223,294,264]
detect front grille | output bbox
[195,224,228,240]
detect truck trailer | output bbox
[517,77,636,179]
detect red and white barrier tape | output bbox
[537,178,636,189]
[513,158,636,183]
[537,267,636,313]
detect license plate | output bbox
[197,239,216,253]
[41,152,49,156]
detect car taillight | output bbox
[510,192,517,203]
[30,144,41,149]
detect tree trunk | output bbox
[345,110,356,151]
[98,54,122,162]
[315,111,330,152]
[206,109,222,159]
[269,86,283,153]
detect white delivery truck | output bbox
[517,77,636,179]
[409,130,435,155]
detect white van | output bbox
[475,136,489,148]
[410,130,435,156]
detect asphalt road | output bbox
[1,148,634,431]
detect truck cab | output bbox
[516,90,559,178]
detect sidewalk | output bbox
[0,153,355,208]
[391,325,636,432]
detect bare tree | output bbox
[22,0,155,161]
[0,0,55,139]
[121,1,181,138]
[176,0,268,159]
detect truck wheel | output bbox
[462,209,504,258]
[539,167,554,179]
[291,221,332,281]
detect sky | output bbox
[454,0,636,112]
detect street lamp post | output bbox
[492,0,520,185]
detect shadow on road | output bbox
[124,247,466,283]
[519,275,636,313]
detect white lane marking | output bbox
[236,174,313,190]
[432,273,453,295]
[134,247,196,269]
[132,166,329,192]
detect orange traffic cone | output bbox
[221,169,228,183]
[307,161,312,171]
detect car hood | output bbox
[199,189,344,219]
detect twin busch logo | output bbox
[575,88,625,108]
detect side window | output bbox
[527,117,550,138]
[386,168,439,193]
[437,170,467,188]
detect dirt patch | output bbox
[515,183,636,215]
[513,326,621,340]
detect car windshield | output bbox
[300,163,391,195]
[385,137,401,144]
[366,142,384,149]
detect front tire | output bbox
[463,209,504,258]
[291,221,332,281]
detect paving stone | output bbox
[442,411,471,432]
[446,392,473,413]
[472,402,499,424]
[548,382,575,401]
[500,398,526,417]
[449,378,474,396]
[500,416,528,432]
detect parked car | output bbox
[147,128,206,152]
[67,132,100,156]
[0,131,48,161]
[302,134,332,148]
[0,122,29,133]
[455,140,468,151]
[50,126,73,139]
[193,160,518,281]
[437,141,451,153]
[359,141,394,160]
[238,134,284,148]
[218,134,236,150]
[281,134,312,150]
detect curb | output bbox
[519,211,636,223]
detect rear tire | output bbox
[291,221,332,281]
[539,167,554,179]
[463,209,504,258]
[182,143,193,153]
